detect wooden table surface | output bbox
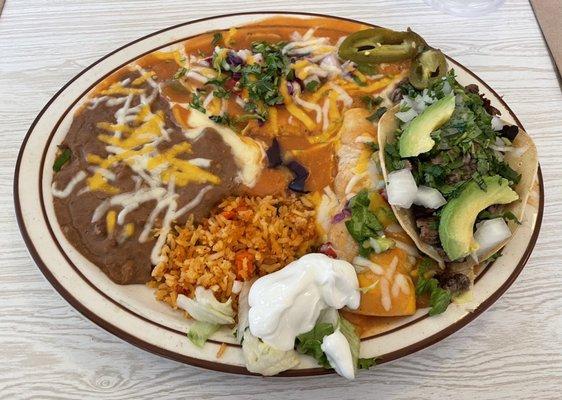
[1,0,561,398]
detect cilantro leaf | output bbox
[415,258,452,316]
[429,288,452,316]
[367,106,387,122]
[478,210,521,225]
[173,67,187,79]
[209,113,232,126]
[345,190,383,245]
[362,95,383,111]
[213,85,231,99]
[238,41,289,108]
[211,32,223,47]
[305,80,320,92]
[189,91,206,114]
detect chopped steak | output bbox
[416,216,440,245]
[438,272,470,294]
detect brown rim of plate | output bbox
[13,11,544,377]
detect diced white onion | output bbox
[491,116,504,131]
[421,89,436,105]
[386,169,418,209]
[490,136,513,152]
[395,108,418,123]
[442,81,452,95]
[474,218,512,259]
[401,96,425,113]
[414,186,447,209]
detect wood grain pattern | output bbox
[1,0,561,398]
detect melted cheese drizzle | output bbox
[53,62,225,264]
[51,171,87,198]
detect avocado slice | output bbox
[398,94,456,157]
[438,176,519,261]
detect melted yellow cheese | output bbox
[123,223,135,238]
[224,28,237,46]
[268,106,279,136]
[87,173,120,194]
[106,210,117,234]
[99,82,145,96]
[280,78,316,131]
[338,76,395,95]
[147,142,220,186]
[97,111,164,150]
[353,149,371,174]
[132,71,155,86]
[152,50,184,66]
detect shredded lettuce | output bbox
[242,331,300,376]
[176,287,235,325]
[187,321,220,348]
[366,235,395,254]
[296,323,335,368]
[295,315,376,373]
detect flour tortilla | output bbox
[377,105,538,266]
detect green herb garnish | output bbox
[367,106,387,122]
[352,74,367,87]
[209,113,232,126]
[213,85,230,99]
[362,95,383,111]
[296,317,376,372]
[211,32,223,47]
[345,190,383,256]
[415,259,452,316]
[366,142,379,152]
[189,91,206,113]
[393,71,522,200]
[173,67,187,79]
[238,42,290,107]
[53,148,71,172]
[477,210,521,225]
[305,80,320,92]
[358,357,377,370]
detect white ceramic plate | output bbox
[14,12,543,376]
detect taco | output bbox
[377,72,538,267]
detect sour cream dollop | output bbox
[321,329,355,379]
[248,253,360,351]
